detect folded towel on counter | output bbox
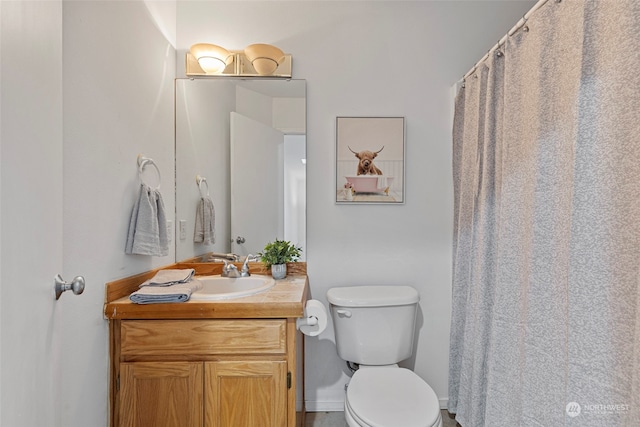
[194,196,215,244]
[129,279,203,304]
[139,269,196,287]
[125,183,169,256]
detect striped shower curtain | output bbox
[448,1,640,426]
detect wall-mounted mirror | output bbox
[175,79,306,262]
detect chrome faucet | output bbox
[214,259,240,278]
[240,254,259,277]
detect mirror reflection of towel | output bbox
[125,183,169,256]
[194,196,215,244]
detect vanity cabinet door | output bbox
[205,360,287,427]
[119,361,204,427]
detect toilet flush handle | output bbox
[336,309,352,318]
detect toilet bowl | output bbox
[344,366,442,427]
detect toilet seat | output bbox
[345,367,442,427]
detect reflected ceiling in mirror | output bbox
[175,79,306,262]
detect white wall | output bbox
[1,1,176,425]
[177,0,535,410]
[0,0,535,423]
[63,0,177,278]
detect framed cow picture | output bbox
[335,117,405,204]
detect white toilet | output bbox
[327,285,442,427]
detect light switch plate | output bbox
[179,220,187,240]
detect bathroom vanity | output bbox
[104,263,308,427]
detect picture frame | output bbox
[335,116,405,204]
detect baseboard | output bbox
[439,397,449,410]
[305,401,345,412]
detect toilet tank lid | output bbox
[327,286,419,307]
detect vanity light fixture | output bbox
[244,44,285,75]
[189,43,234,74]
[186,43,291,78]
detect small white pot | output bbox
[271,264,287,279]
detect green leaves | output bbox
[258,239,302,268]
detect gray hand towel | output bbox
[125,183,169,256]
[129,279,203,304]
[194,196,215,244]
[139,269,196,287]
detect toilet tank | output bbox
[327,285,420,365]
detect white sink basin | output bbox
[190,275,275,301]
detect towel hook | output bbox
[196,174,210,197]
[137,154,161,189]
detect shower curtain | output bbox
[449,1,640,426]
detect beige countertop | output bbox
[104,267,309,320]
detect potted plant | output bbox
[259,239,302,279]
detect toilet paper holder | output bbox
[296,315,319,328]
[296,299,328,337]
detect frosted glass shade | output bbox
[244,44,285,75]
[189,43,234,74]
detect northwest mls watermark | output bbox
[566,401,630,417]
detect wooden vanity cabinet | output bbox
[110,318,300,427]
[119,361,204,427]
[205,360,287,426]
